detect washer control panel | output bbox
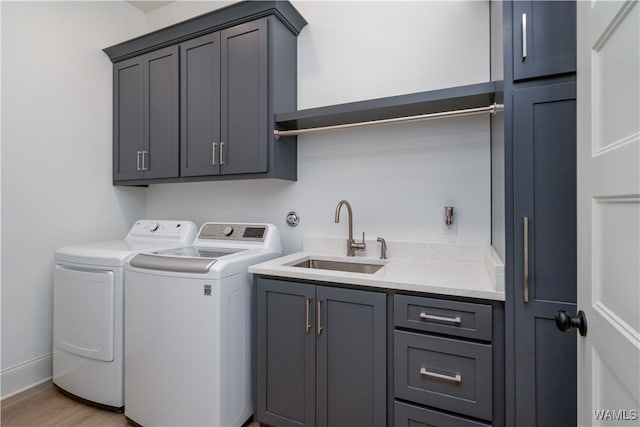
[127,220,197,240]
[198,223,267,242]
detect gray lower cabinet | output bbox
[395,401,491,427]
[113,45,179,181]
[394,294,502,427]
[255,278,387,427]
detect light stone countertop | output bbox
[249,236,505,301]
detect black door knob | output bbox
[555,310,587,337]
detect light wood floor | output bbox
[1,381,261,427]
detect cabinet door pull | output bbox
[136,151,142,171]
[419,367,462,383]
[523,216,529,303]
[305,298,311,334]
[521,12,527,60]
[419,312,461,325]
[317,300,323,336]
[220,142,226,165]
[212,142,218,166]
[141,150,148,171]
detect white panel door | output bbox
[577,1,640,425]
[53,265,115,362]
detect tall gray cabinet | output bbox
[104,1,307,185]
[504,1,578,426]
[255,278,387,427]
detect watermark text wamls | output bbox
[593,409,638,421]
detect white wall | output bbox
[143,0,492,253]
[0,1,146,398]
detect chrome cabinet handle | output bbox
[522,12,527,60]
[305,298,311,334]
[523,216,529,303]
[141,150,148,171]
[317,300,323,336]
[220,142,226,165]
[212,142,218,166]
[420,368,461,383]
[419,312,461,325]
[136,151,141,171]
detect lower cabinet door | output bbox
[316,286,387,427]
[395,401,491,427]
[256,279,316,427]
[256,279,387,427]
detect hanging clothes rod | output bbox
[274,103,504,139]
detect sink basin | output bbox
[291,258,384,274]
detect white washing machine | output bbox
[124,222,281,426]
[53,220,197,410]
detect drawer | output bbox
[394,330,492,421]
[395,401,491,427]
[394,294,492,341]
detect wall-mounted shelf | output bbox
[274,81,504,138]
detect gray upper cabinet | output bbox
[512,1,576,81]
[255,278,387,427]
[106,1,306,185]
[113,46,179,181]
[113,57,143,181]
[180,32,221,177]
[180,20,268,177]
[220,20,268,175]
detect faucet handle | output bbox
[352,232,366,251]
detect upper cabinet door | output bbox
[220,19,268,175]
[180,33,222,177]
[113,57,144,181]
[142,45,180,179]
[513,1,576,81]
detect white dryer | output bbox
[53,219,197,410]
[124,222,281,426]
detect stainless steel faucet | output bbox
[334,200,366,256]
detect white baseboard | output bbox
[1,353,52,400]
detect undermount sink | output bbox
[291,258,385,274]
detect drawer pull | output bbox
[419,368,462,383]
[419,312,461,325]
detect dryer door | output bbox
[54,265,115,362]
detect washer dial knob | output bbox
[148,222,160,232]
[223,226,234,236]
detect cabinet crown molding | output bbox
[104,0,307,63]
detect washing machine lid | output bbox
[129,247,247,274]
